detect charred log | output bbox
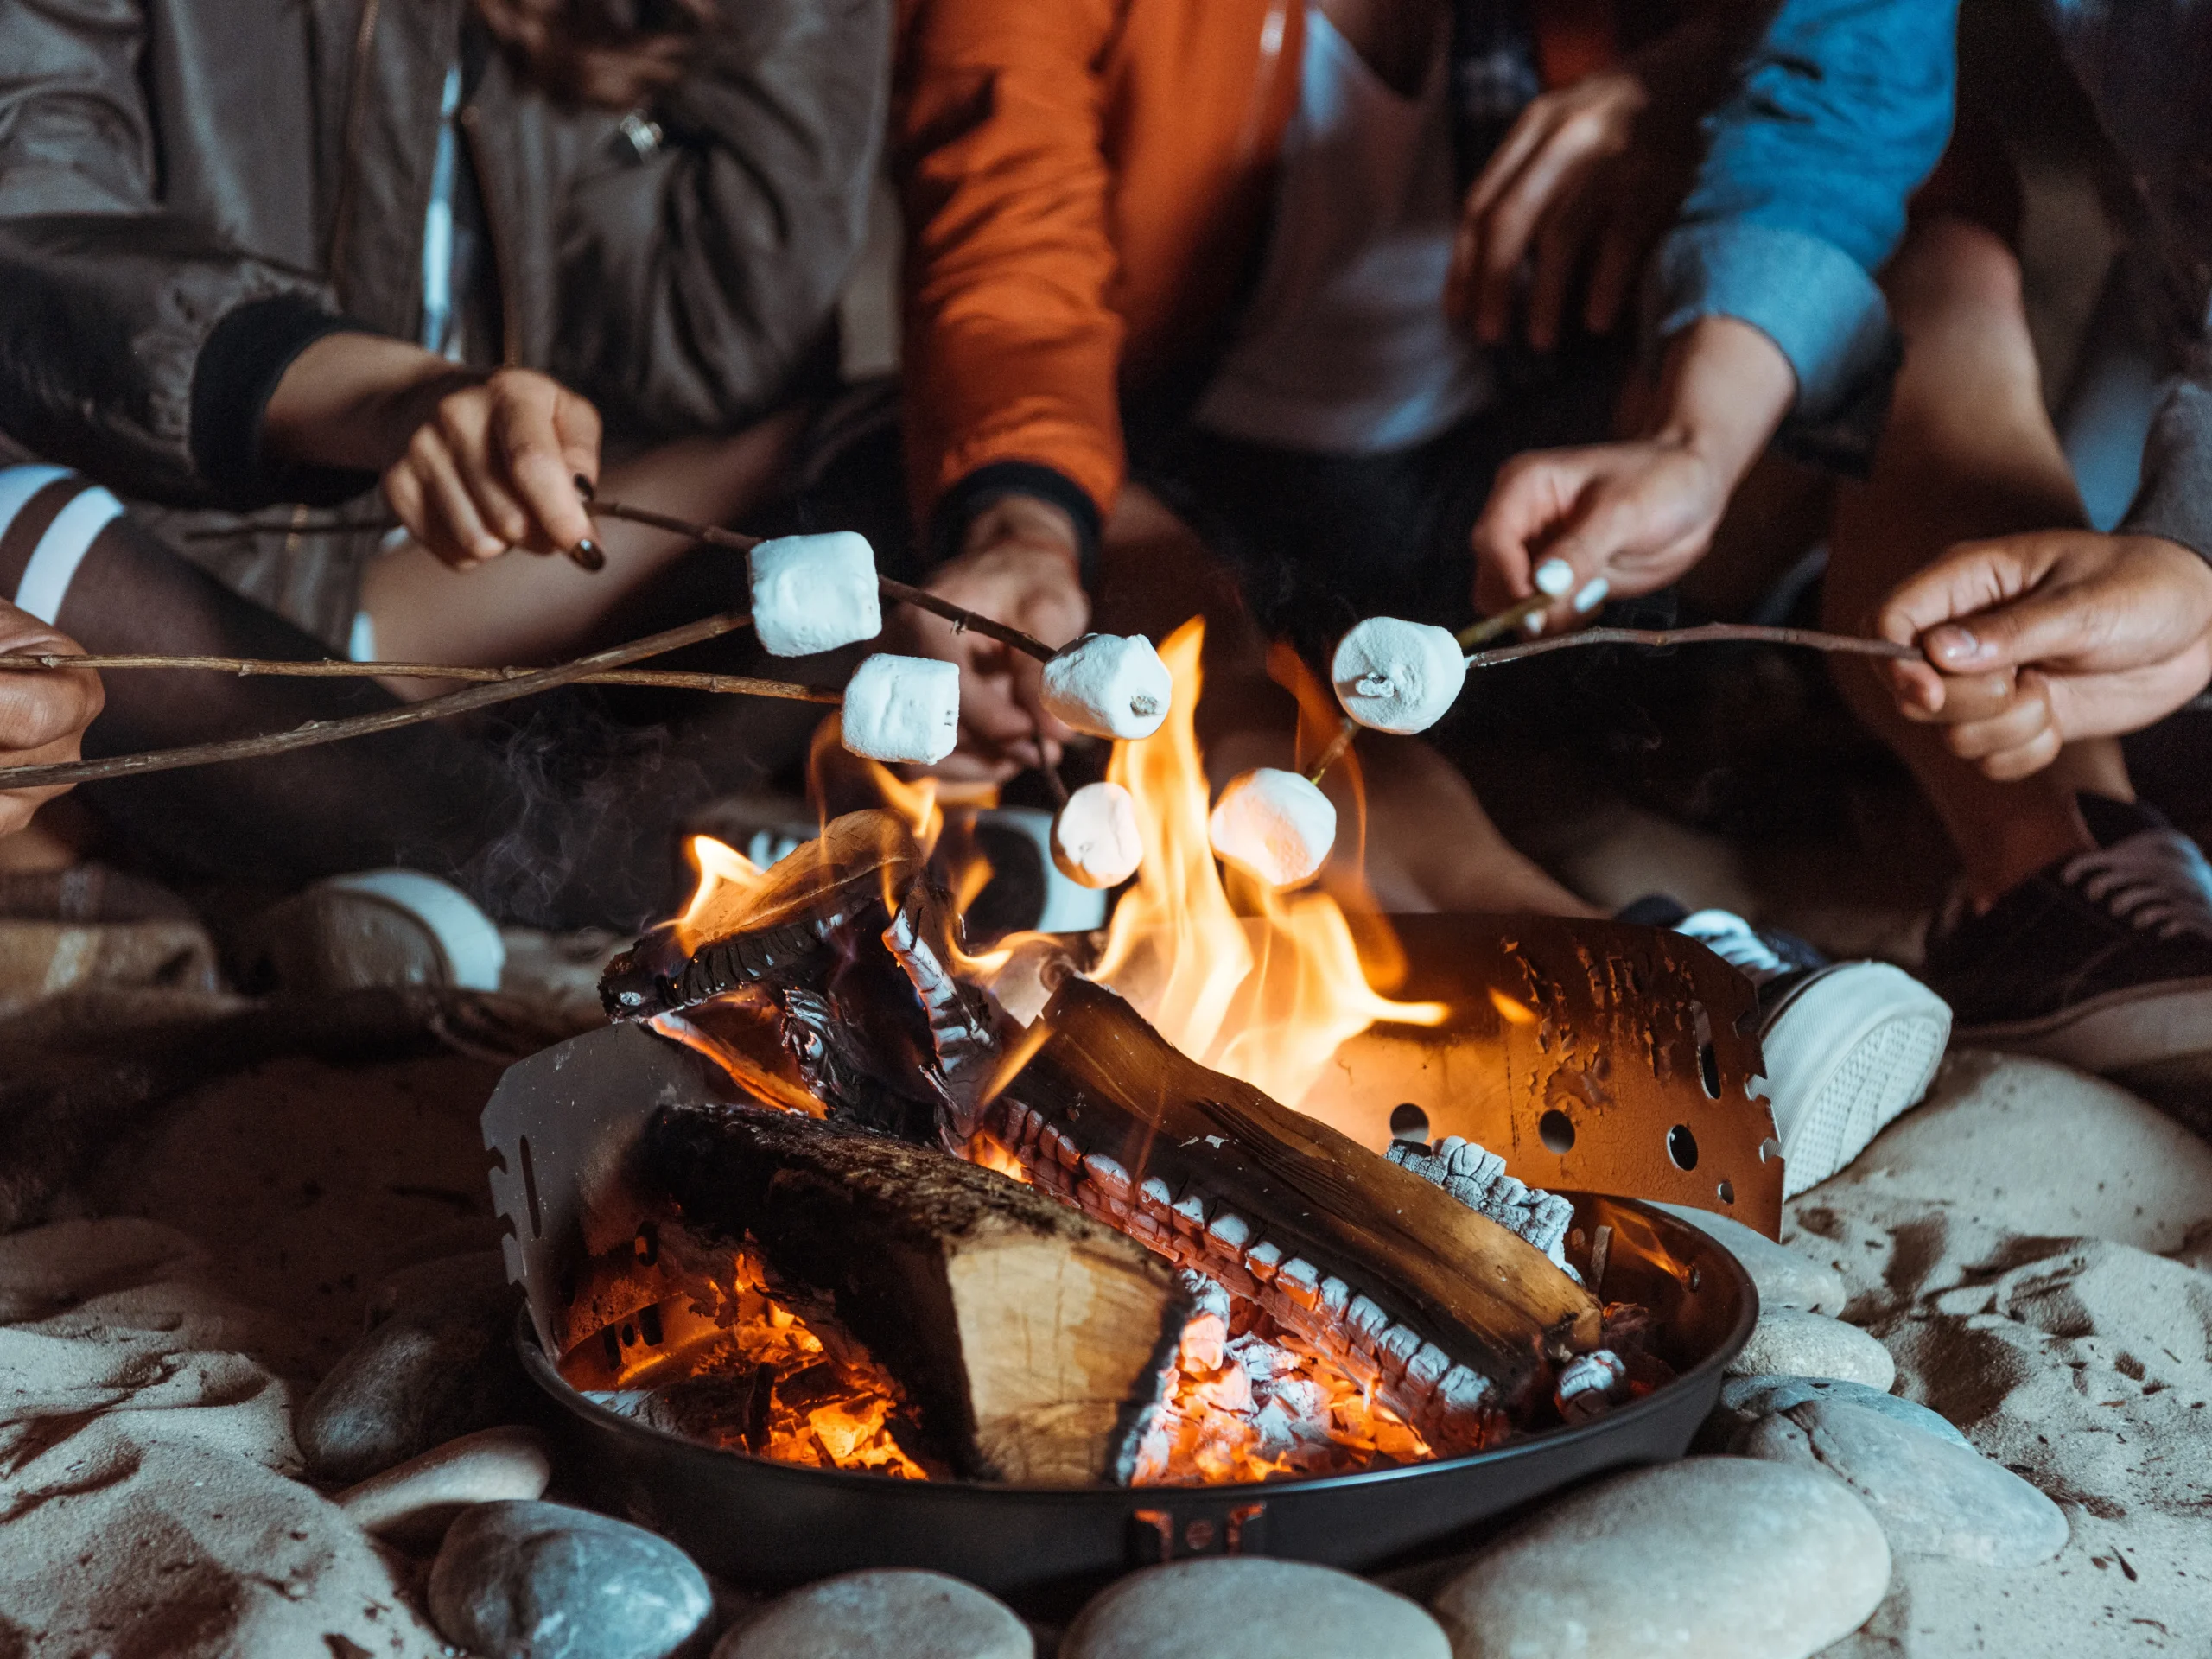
[976,977,1602,1451]
[646,1103,1192,1485]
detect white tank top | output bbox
[1194,8,1491,454]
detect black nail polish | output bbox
[569,538,607,572]
[573,473,596,501]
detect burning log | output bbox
[957,974,1600,1453]
[644,1103,1191,1485]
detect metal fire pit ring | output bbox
[489,1028,1757,1611]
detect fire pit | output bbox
[478,620,1775,1607]
[485,1021,1754,1606]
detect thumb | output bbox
[1919,587,2107,676]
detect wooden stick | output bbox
[0,608,757,792]
[1465,622,1923,669]
[1456,591,1552,650]
[0,652,841,703]
[1306,716,1361,785]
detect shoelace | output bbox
[2061,830,2212,943]
[1674,910,1789,982]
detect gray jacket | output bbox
[0,0,889,641]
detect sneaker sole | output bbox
[1764,963,1953,1199]
[1955,976,2212,1096]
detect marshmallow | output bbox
[1207,768,1337,888]
[747,531,881,657]
[1330,616,1468,734]
[1040,633,1173,741]
[1051,780,1143,889]
[840,653,960,765]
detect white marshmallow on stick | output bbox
[1041,633,1173,740]
[1207,767,1338,888]
[840,653,960,765]
[1331,616,1467,734]
[1052,780,1144,889]
[747,531,882,657]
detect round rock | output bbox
[1432,1457,1889,1659]
[298,1280,530,1484]
[1065,1559,1447,1659]
[1713,1375,1970,1451]
[334,1425,551,1548]
[1726,1306,1895,1390]
[1654,1202,1846,1313]
[1331,616,1467,734]
[1734,1398,2069,1567]
[714,1569,1028,1659]
[429,1500,711,1659]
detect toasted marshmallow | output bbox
[747,531,881,657]
[1041,633,1173,741]
[840,654,960,765]
[1052,780,1143,888]
[1330,616,1468,734]
[1207,768,1337,887]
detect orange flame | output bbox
[672,834,775,956]
[1090,620,1446,1109]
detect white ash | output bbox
[840,654,960,765]
[1040,633,1173,740]
[1052,780,1143,888]
[1387,1136,1575,1268]
[1330,617,1468,734]
[1554,1349,1629,1423]
[747,531,881,657]
[1207,768,1337,887]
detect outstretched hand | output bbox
[0,601,102,836]
[887,495,1090,783]
[264,334,601,570]
[1878,530,2212,779]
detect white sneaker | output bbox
[1663,906,1953,1197]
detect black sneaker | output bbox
[1620,897,1953,1197]
[1922,795,2212,1105]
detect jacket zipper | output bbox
[456,105,524,368]
[327,0,385,302]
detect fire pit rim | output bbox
[512,1190,1758,1500]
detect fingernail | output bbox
[1523,611,1547,636]
[569,538,606,572]
[572,473,596,501]
[1534,558,1575,597]
[1573,576,1610,614]
[1932,626,1983,663]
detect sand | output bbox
[3,1032,2208,1655]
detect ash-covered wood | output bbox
[645,1103,1192,1485]
[982,977,1601,1437]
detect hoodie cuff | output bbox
[928,461,1104,588]
[1650,222,1898,470]
[190,296,386,510]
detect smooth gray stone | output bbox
[1734,1399,2069,1567]
[714,1570,1029,1658]
[1065,1559,1448,1659]
[429,1500,711,1659]
[1654,1202,1847,1313]
[298,1277,530,1484]
[1712,1375,1970,1451]
[1726,1306,1896,1390]
[334,1425,551,1548]
[1433,1458,1888,1658]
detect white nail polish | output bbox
[1534,558,1574,597]
[1523,611,1547,636]
[1573,577,1610,613]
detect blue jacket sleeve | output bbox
[1649,0,1960,434]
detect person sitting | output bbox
[0,0,888,671]
[887,0,1960,1192]
[0,0,889,926]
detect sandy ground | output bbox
[2,1035,2208,1656]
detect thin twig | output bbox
[0,652,839,703]
[1306,717,1361,785]
[0,609,756,792]
[1465,622,1923,670]
[1456,591,1552,650]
